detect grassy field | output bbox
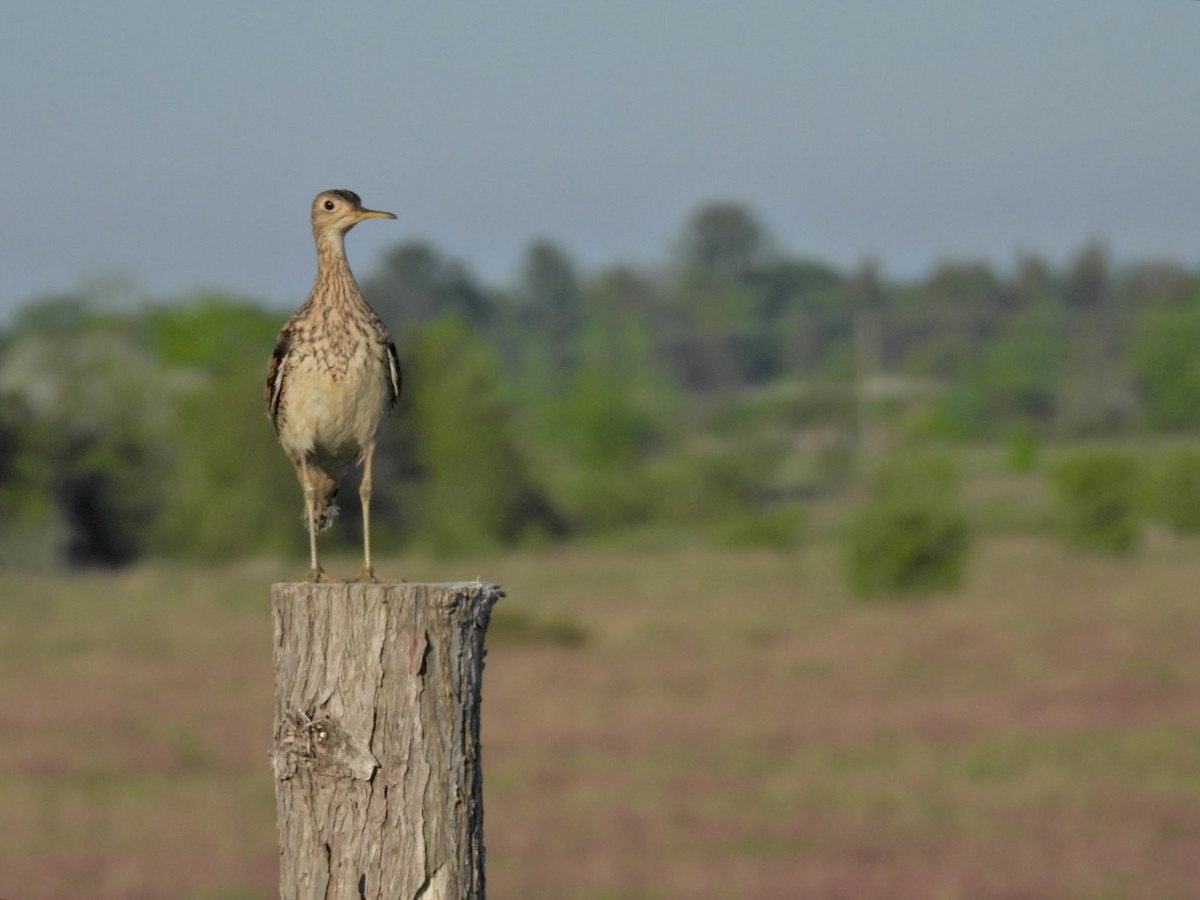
[2,534,1200,899]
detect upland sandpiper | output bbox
[266,189,401,582]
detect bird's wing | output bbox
[385,339,402,408]
[265,324,294,427]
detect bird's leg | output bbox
[352,443,379,582]
[299,459,328,583]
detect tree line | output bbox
[1,201,1199,568]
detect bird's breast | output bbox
[276,339,392,466]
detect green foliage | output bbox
[924,304,1066,438]
[535,365,658,533]
[652,450,750,526]
[488,605,589,647]
[1150,448,1200,534]
[1050,450,1142,554]
[845,454,971,597]
[362,242,493,329]
[154,356,301,561]
[8,293,95,336]
[563,367,654,470]
[652,394,793,532]
[0,395,47,523]
[1132,305,1200,429]
[663,278,762,391]
[0,330,172,565]
[679,202,772,280]
[924,384,991,440]
[976,305,1066,423]
[518,240,583,379]
[902,332,976,381]
[751,258,843,319]
[714,506,805,552]
[58,431,166,565]
[8,209,1200,570]
[1004,424,1040,472]
[137,295,282,373]
[409,317,558,555]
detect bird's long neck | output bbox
[311,231,366,311]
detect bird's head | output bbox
[311,189,396,240]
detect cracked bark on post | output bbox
[271,581,501,900]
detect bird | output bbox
[265,189,401,582]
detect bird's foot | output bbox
[349,566,379,583]
[306,566,338,583]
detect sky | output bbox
[1,2,1198,317]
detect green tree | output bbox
[671,203,786,385]
[542,365,658,532]
[1132,304,1200,429]
[363,242,493,330]
[137,294,281,373]
[518,240,583,377]
[154,355,302,561]
[0,393,61,566]
[1064,241,1111,311]
[679,202,772,281]
[975,303,1067,424]
[409,317,562,554]
[0,329,171,565]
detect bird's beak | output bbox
[357,208,397,221]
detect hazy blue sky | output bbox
[2,2,1197,316]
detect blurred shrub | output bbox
[1132,305,1200,429]
[653,387,798,532]
[410,317,563,555]
[155,356,301,561]
[920,305,1066,440]
[1150,448,1200,534]
[0,330,172,566]
[551,366,657,531]
[0,395,48,526]
[814,441,856,490]
[0,394,65,568]
[923,384,990,440]
[488,605,589,647]
[978,305,1066,426]
[137,295,282,373]
[1004,424,1040,472]
[653,448,754,524]
[845,453,970,597]
[714,506,805,553]
[1050,449,1142,554]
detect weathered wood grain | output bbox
[271,581,500,900]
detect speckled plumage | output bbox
[266,189,400,582]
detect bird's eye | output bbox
[323,199,336,211]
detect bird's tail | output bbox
[305,468,340,533]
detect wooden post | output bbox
[270,581,501,900]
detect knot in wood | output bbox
[273,709,379,782]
